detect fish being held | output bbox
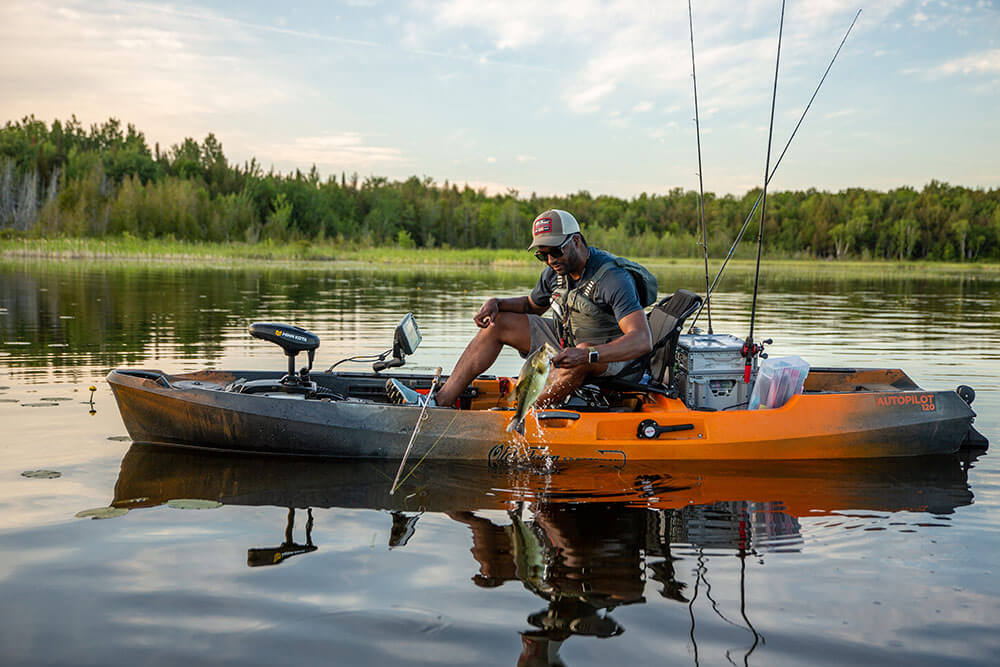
[506,342,559,434]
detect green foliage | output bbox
[2,117,999,262]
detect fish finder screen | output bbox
[397,313,422,355]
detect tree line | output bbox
[2,115,998,261]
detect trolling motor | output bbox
[248,323,320,385]
[234,322,324,397]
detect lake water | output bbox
[1,259,998,666]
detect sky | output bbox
[1,0,998,197]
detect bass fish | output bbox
[506,342,558,434]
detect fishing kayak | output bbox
[107,360,983,463]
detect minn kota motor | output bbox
[246,322,321,395]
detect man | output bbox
[389,209,653,407]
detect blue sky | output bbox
[1,0,997,196]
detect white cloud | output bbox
[486,156,496,163]
[421,0,901,117]
[824,108,858,119]
[265,134,406,169]
[932,49,1000,76]
[0,0,300,123]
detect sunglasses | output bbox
[534,235,574,262]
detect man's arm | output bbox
[553,309,652,367]
[474,296,548,328]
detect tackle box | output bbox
[675,333,757,411]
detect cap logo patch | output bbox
[533,218,552,235]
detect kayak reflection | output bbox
[111,443,978,517]
[109,444,979,663]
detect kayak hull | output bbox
[107,367,980,462]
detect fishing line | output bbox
[688,0,712,333]
[392,410,460,491]
[688,547,705,667]
[688,8,862,331]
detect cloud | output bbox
[824,108,858,119]
[420,0,900,117]
[931,49,1000,76]
[265,134,406,170]
[0,0,300,124]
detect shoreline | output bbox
[2,237,997,276]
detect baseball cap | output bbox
[528,209,581,249]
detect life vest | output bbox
[551,250,658,347]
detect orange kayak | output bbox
[107,364,983,462]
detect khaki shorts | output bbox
[524,315,634,378]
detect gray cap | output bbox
[528,209,581,249]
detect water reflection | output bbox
[246,508,317,567]
[3,261,999,379]
[105,444,979,665]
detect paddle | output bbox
[389,367,442,495]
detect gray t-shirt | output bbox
[529,248,642,322]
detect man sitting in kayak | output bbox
[389,209,654,408]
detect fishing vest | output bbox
[551,251,658,346]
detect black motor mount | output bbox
[248,323,320,384]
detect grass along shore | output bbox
[2,236,997,278]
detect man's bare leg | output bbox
[435,312,533,406]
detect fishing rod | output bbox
[688,8,862,332]
[743,0,785,383]
[688,0,712,334]
[390,367,442,496]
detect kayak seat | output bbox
[595,289,702,398]
[646,289,703,386]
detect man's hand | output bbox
[474,298,500,328]
[552,343,592,369]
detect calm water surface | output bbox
[1,259,998,666]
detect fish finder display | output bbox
[395,313,422,356]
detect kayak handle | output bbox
[536,410,581,421]
[637,419,694,439]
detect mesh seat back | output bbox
[648,289,702,385]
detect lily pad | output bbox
[21,402,57,407]
[41,397,73,402]
[107,435,132,442]
[0,399,18,403]
[167,499,222,510]
[22,470,62,479]
[75,507,128,520]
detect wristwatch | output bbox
[588,347,600,364]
